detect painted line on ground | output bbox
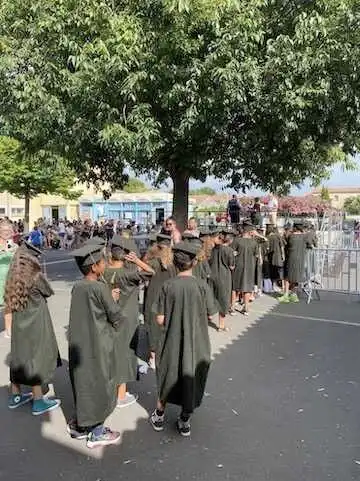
[44,258,74,266]
[265,311,360,328]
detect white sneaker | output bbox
[116,392,138,408]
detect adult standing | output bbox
[0,219,17,338]
[183,217,200,237]
[162,216,182,245]
[58,219,66,249]
[227,195,241,225]
[268,194,279,225]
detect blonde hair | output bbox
[146,244,173,267]
[202,237,214,260]
[4,251,41,312]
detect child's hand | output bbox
[124,252,138,264]
[111,288,120,302]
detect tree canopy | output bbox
[344,196,360,215]
[0,0,359,227]
[190,187,217,196]
[0,136,80,228]
[123,178,149,193]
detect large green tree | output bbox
[344,196,360,215]
[0,0,359,228]
[0,137,80,230]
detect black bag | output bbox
[130,324,150,362]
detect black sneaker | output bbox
[150,410,165,432]
[66,420,88,440]
[177,418,191,437]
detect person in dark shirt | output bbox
[227,195,240,225]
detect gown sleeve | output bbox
[98,284,125,330]
[35,273,54,298]
[152,283,166,317]
[204,282,218,317]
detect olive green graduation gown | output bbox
[102,267,151,384]
[10,274,60,386]
[232,237,258,293]
[193,259,211,282]
[209,245,234,314]
[284,233,307,284]
[144,258,176,351]
[69,280,125,428]
[154,276,217,412]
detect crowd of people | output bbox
[0,214,318,449]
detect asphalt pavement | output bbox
[0,249,360,481]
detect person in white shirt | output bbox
[58,220,66,249]
[65,223,75,250]
[268,194,279,225]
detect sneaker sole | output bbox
[116,396,138,409]
[32,400,61,416]
[150,420,164,432]
[66,426,88,440]
[8,396,33,410]
[176,422,191,437]
[87,436,121,449]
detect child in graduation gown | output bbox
[68,243,126,449]
[102,235,154,408]
[279,222,308,303]
[143,235,176,368]
[182,232,211,282]
[150,242,217,437]
[6,244,61,415]
[232,224,258,315]
[209,230,235,331]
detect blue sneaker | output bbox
[8,393,33,410]
[32,398,61,416]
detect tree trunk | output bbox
[172,171,189,232]
[24,193,30,233]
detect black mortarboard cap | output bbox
[182,232,199,241]
[243,223,255,233]
[221,227,236,236]
[172,242,200,258]
[85,236,106,246]
[72,244,104,267]
[293,222,304,230]
[112,235,136,253]
[20,241,42,258]
[157,234,172,246]
[199,228,211,238]
[183,236,202,248]
[149,233,158,243]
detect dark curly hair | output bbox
[4,251,41,312]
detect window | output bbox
[11,207,24,216]
[0,207,6,216]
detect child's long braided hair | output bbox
[4,250,41,312]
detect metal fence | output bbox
[304,247,360,302]
[317,230,360,249]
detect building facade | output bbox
[0,187,196,226]
[310,187,360,209]
[79,192,194,225]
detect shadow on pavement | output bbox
[1,306,360,481]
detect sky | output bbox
[188,157,360,196]
[138,157,360,195]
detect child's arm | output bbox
[125,252,155,274]
[99,284,126,330]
